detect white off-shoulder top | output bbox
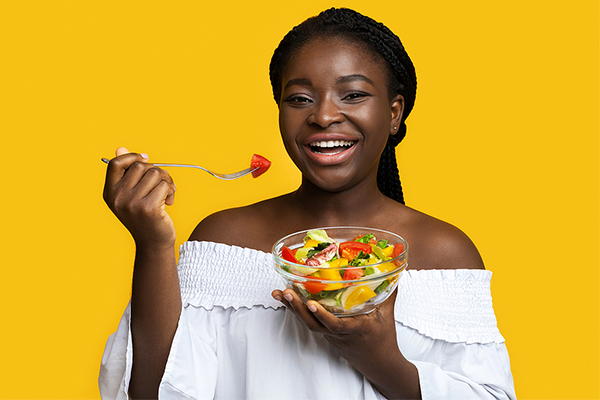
[99,241,516,399]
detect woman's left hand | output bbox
[271,288,421,399]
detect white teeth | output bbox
[309,140,354,147]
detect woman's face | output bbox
[278,37,403,193]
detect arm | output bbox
[103,147,181,399]
[273,288,422,399]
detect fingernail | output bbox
[308,304,317,313]
[273,295,282,302]
[284,294,293,302]
[140,153,149,159]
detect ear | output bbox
[389,94,405,136]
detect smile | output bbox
[309,140,356,155]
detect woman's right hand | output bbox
[103,147,177,248]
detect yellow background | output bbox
[1,1,598,399]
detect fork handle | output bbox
[101,158,203,169]
[101,158,211,172]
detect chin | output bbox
[303,171,360,193]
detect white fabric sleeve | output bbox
[396,323,515,399]
[394,269,516,399]
[98,302,219,400]
[98,302,132,400]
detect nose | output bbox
[307,96,344,128]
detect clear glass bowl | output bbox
[272,226,408,317]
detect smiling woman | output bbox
[270,14,416,204]
[99,7,515,399]
[277,38,401,194]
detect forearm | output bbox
[358,348,421,400]
[129,242,181,399]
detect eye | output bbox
[284,95,313,104]
[342,92,370,101]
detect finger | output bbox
[103,156,148,207]
[125,166,176,210]
[271,289,284,302]
[116,147,148,162]
[115,146,130,156]
[272,289,294,310]
[282,289,327,332]
[105,153,149,188]
[165,189,175,206]
[305,300,351,334]
[163,174,176,206]
[143,179,177,209]
[129,166,173,198]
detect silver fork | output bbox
[101,158,258,180]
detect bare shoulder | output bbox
[397,206,485,271]
[188,195,291,253]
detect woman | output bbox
[100,8,515,399]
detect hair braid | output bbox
[377,125,406,204]
[270,8,416,204]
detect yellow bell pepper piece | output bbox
[328,258,348,268]
[321,258,346,291]
[382,245,394,257]
[303,239,319,248]
[344,286,376,309]
[323,282,344,291]
[367,256,380,265]
[377,262,396,273]
[321,268,342,280]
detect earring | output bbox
[393,126,397,130]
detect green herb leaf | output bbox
[375,280,390,294]
[355,234,375,244]
[349,251,370,266]
[376,239,389,249]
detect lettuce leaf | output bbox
[304,229,334,244]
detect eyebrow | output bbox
[284,78,312,90]
[336,74,374,86]
[283,74,375,90]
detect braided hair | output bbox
[269,8,417,204]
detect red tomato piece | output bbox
[392,242,405,258]
[250,154,271,178]
[392,242,405,266]
[303,281,328,294]
[281,245,297,263]
[342,268,364,280]
[339,241,372,260]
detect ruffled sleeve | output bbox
[98,301,221,399]
[393,269,516,399]
[395,269,504,344]
[98,241,283,399]
[98,302,132,400]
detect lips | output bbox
[303,134,358,165]
[308,139,355,155]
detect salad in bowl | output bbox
[272,227,408,316]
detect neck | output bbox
[291,176,390,227]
